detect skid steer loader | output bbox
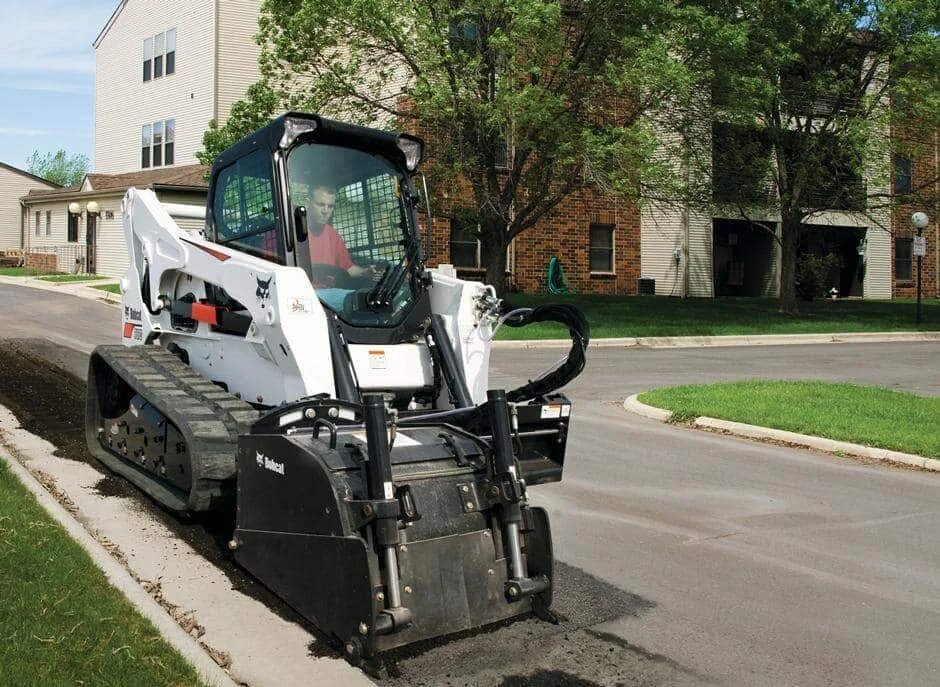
[85,113,589,658]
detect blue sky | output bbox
[0,0,117,173]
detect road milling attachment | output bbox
[85,344,258,513]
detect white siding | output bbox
[641,202,714,297]
[95,1,216,173]
[215,0,263,126]
[93,198,131,278]
[0,167,57,250]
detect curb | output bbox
[494,331,940,350]
[622,393,940,472]
[0,445,237,687]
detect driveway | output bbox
[2,282,939,685]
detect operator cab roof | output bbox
[211,113,422,179]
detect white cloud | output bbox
[1,81,92,94]
[0,1,115,75]
[0,127,52,137]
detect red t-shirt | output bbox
[309,223,353,270]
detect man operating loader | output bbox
[307,184,378,286]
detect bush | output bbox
[796,252,840,300]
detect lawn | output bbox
[0,267,44,276]
[0,458,205,686]
[638,380,940,459]
[92,283,122,295]
[495,295,940,339]
[39,274,106,283]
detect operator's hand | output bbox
[348,264,382,282]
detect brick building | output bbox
[891,131,938,299]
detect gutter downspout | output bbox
[934,129,938,298]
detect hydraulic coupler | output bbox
[486,389,551,601]
[362,394,413,634]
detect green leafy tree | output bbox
[25,149,90,187]
[199,0,702,293]
[670,1,939,313]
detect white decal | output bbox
[289,297,312,314]
[368,350,387,369]
[540,404,562,420]
[255,450,285,475]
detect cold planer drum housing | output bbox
[232,389,571,657]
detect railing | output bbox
[27,244,89,273]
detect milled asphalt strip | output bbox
[623,393,940,472]
[0,431,236,687]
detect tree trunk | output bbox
[481,216,509,295]
[778,209,801,314]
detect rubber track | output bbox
[87,344,258,513]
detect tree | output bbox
[199,0,702,294]
[668,1,939,313]
[25,150,90,187]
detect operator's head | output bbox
[309,185,336,234]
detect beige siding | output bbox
[95,1,216,173]
[215,0,263,126]
[640,203,715,297]
[0,167,57,249]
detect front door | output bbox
[86,213,97,274]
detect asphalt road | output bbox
[3,282,940,686]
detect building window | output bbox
[143,29,176,82]
[589,223,615,273]
[142,119,175,168]
[68,212,79,242]
[450,211,482,269]
[34,211,40,237]
[143,37,152,81]
[893,155,912,195]
[895,237,913,281]
[45,211,51,236]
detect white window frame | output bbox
[141,118,176,169]
[143,28,176,82]
[589,223,616,275]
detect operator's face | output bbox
[310,188,336,231]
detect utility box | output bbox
[637,277,655,296]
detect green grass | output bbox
[494,295,940,339]
[0,458,205,686]
[38,274,105,283]
[0,267,44,276]
[92,283,122,295]
[638,380,940,458]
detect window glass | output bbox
[895,237,913,281]
[154,33,164,78]
[166,29,176,74]
[212,149,281,262]
[45,210,51,236]
[287,142,418,328]
[141,124,152,168]
[152,121,164,167]
[164,119,175,165]
[893,155,912,195]
[589,224,614,272]
[143,37,153,81]
[450,212,480,268]
[35,211,40,237]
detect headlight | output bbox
[396,134,424,173]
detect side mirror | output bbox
[294,205,308,242]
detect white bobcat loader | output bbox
[85,113,589,658]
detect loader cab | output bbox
[208,113,429,344]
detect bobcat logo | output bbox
[255,275,272,306]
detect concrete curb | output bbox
[3,275,936,350]
[494,330,940,350]
[0,446,237,687]
[623,393,940,472]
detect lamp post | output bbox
[912,212,929,326]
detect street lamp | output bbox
[68,201,81,215]
[912,211,929,326]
